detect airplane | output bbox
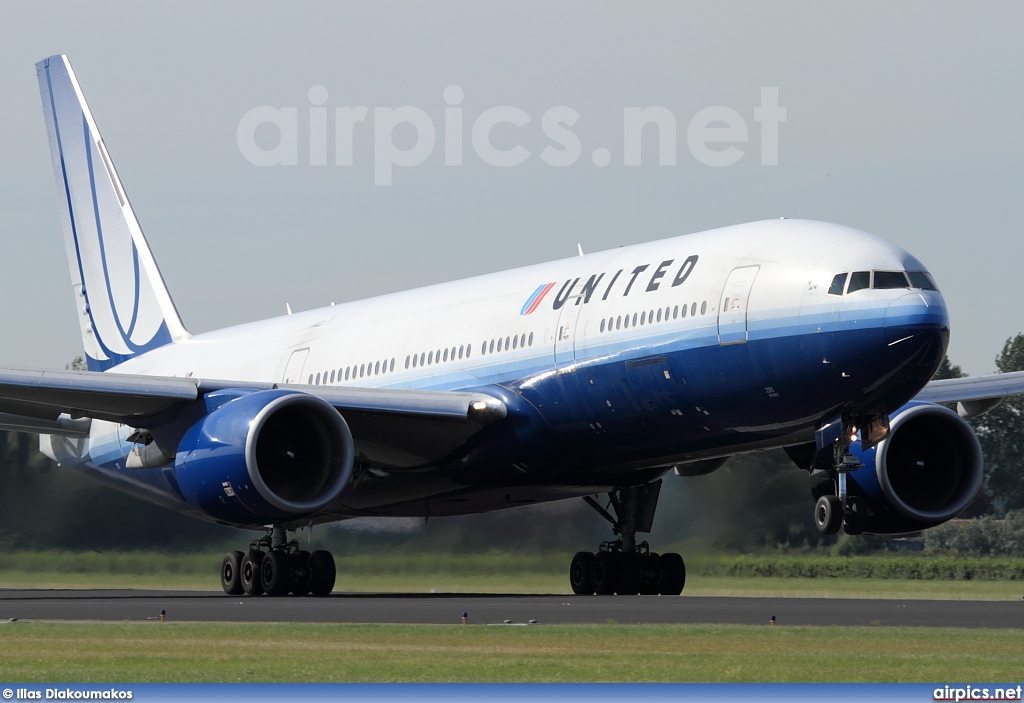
[2,54,1021,597]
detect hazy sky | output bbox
[1,2,1021,375]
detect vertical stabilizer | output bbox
[36,55,188,371]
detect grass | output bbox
[0,621,1020,682]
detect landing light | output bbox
[472,401,488,411]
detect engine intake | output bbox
[848,402,983,532]
[174,389,354,525]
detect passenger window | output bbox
[489,340,495,354]
[700,301,707,315]
[908,271,937,290]
[690,302,697,317]
[681,304,687,318]
[428,351,433,365]
[467,344,472,357]
[420,352,426,366]
[315,373,321,385]
[828,273,848,296]
[505,336,511,350]
[640,311,646,325]
[405,356,410,369]
[459,345,464,359]
[673,305,678,319]
[308,374,313,384]
[374,361,380,375]
[443,349,449,362]
[616,316,621,330]
[632,313,638,326]
[359,364,365,377]
[873,271,909,289]
[390,359,395,372]
[512,336,518,350]
[847,271,870,293]
[520,334,526,348]
[657,309,662,323]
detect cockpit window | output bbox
[873,271,910,289]
[828,273,848,296]
[907,271,937,290]
[847,271,870,293]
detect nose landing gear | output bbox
[811,414,882,535]
[570,480,686,596]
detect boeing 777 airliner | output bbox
[2,55,1021,597]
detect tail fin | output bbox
[36,55,188,371]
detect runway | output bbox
[1,589,1022,627]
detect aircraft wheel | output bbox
[659,552,686,596]
[290,551,312,596]
[220,550,244,595]
[614,552,640,595]
[309,550,337,596]
[638,553,661,595]
[569,552,595,595]
[240,550,265,596]
[591,551,616,595]
[815,495,843,535]
[843,496,866,535]
[261,549,292,596]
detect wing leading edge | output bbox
[0,366,508,466]
[913,370,1024,418]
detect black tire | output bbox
[308,550,336,596]
[290,551,312,596]
[569,552,595,595]
[638,553,661,595]
[261,549,292,596]
[591,551,615,595]
[241,550,265,596]
[613,552,640,595]
[843,496,866,535]
[815,495,843,535]
[220,550,244,595]
[659,552,686,596]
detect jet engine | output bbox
[173,389,354,525]
[843,402,983,534]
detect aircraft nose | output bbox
[884,291,950,362]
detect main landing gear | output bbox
[570,481,686,596]
[220,526,336,596]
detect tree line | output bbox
[2,335,1024,554]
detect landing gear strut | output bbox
[220,526,336,597]
[570,480,685,596]
[811,414,883,535]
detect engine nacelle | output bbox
[173,389,354,525]
[846,402,983,534]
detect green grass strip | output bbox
[0,622,1020,682]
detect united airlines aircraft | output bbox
[3,55,1021,597]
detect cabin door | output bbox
[718,266,759,345]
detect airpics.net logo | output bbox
[236,86,786,185]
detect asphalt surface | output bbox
[1,589,1022,627]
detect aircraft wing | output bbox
[0,366,507,467]
[913,370,1024,417]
